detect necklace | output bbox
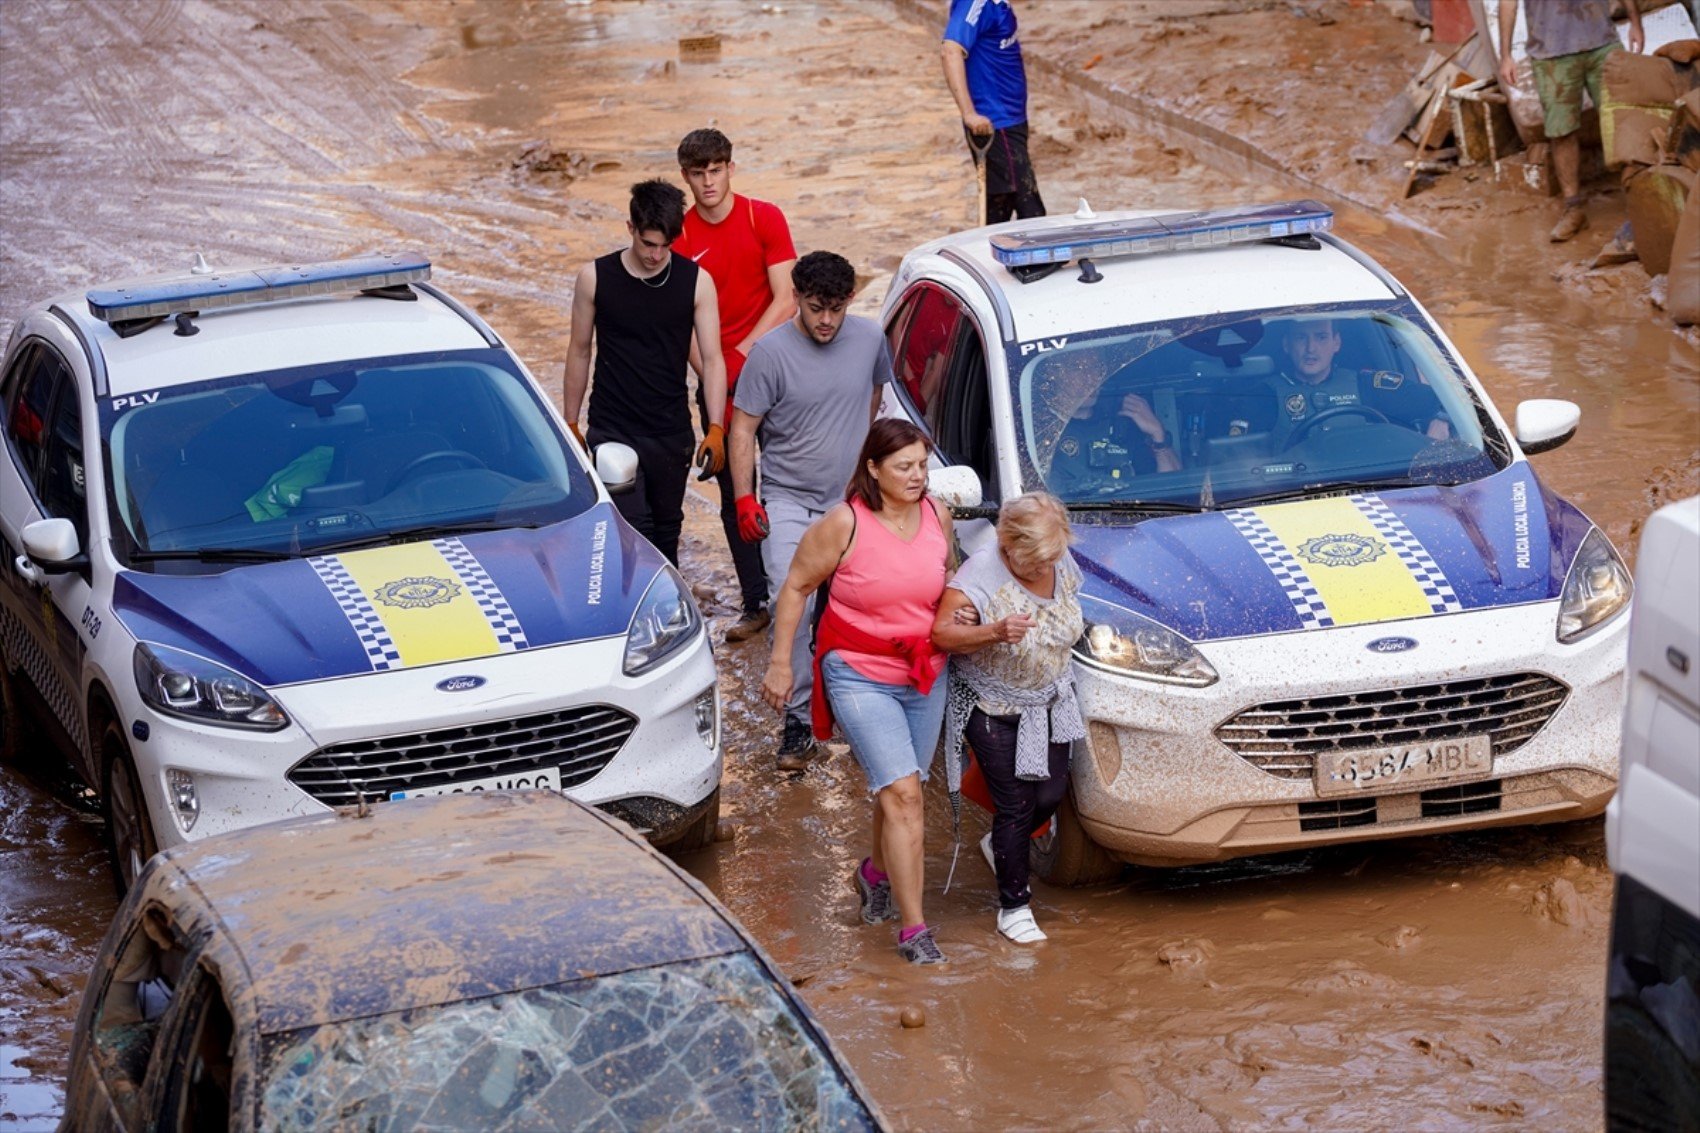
[627,250,673,289]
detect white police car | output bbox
[885,202,1631,880]
[0,254,721,890]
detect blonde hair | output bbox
[997,492,1073,574]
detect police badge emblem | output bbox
[1060,437,1080,456]
[1285,393,1308,419]
[1295,534,1386,568]
[373,576,462,609]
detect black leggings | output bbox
[967,708,1071,910]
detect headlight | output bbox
[1073,595,1218,687]
[623,566,702,676]
[1557,526,1632,643]
[134,643,289,730]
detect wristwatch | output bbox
[1147,427,1172,450]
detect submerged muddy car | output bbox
[60,790,883,1131]
[885,202,1630,880]
[0,255,722,891]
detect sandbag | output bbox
[1626,164,1695,276]
[1600,52,1692,169]
[1669,178,1700,326]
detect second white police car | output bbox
[885,201,1631,881]
[0,254,721,890]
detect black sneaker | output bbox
[853,859,897,924]
[724,608,770,644]
[776,716,815,772]
[897,927,948,966]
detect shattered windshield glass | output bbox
[258,952,878,1131]
[1010,301,1506,511]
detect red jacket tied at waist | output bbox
[811,600,942,742]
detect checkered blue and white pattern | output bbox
[309,555,402,671]
[1354,495,1463,615]
[1224,508,1335,629]
[436,537,529,652]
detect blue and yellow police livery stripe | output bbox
[1223,494,1463,629]
[310,538,530,671]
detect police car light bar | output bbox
[988,201,1333,270]
[86,254,432,325]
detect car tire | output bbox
[0,662,32,765]
[1030,793,1122,887]
[101,726,158,897]
[661,788,721,856]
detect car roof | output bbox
[43,262,492,397]
[905,207,1402,341]
[140,791,749,1034]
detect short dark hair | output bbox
[629,179,686,242]
[792,251,855,304]
[846,418,933,512]
[677,128,732,170]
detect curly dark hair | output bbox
[845,418,934,512]
[628,179,686,242]
[790,250,856,305]
[676,128,732,170]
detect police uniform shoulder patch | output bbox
[1059,437,1080,456]
[1295,533,1386,568]
[373,575,462,609]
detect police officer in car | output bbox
[1269,318,1451,449]
[1043,347,1180,495]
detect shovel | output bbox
[970,130,993,227]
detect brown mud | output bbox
[1,1,1696,1129]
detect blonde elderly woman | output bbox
[932,492,1084,944]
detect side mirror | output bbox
[594,442,639,495]
[1515,399,1581,455]
[17,517,85,582]
[928,465,984,509]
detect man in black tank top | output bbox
[564,180,727,565]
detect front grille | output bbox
[1421,778,1503,818]
[1217,672,1569,780]
[288,705,636,807]
[1298,797,1377,832]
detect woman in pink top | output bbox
[762,419,956,965]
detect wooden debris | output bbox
[678,33,721,58]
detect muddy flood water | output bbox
[2,1,1697,1129]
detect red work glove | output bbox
[735,495,770,543]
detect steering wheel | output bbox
[383,450,487,494]
[1281,405,1390,451]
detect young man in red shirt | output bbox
[674,128,797,643]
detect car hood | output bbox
[113,503,667,686]
[1072,465,1594,642]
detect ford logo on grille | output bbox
[435,675,486,692]
[1366,636,1418,654]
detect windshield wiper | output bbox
[307,519,541,556]
[1063,500,1206,515]
[130,547,296,563]
[1228,476,1447,508]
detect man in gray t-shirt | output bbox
[729,251,891,771]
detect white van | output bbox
[1604,495,1699,1128]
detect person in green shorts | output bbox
[1498,0,1644,243]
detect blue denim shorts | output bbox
[821,651,947,794]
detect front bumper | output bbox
[127,631,720,847]
[1073,601,1625,866]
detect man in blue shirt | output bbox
[940,0,1046,226]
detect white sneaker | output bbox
[980,832,996,874]
[997,905,1047,944]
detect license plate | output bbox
[1314,735,1492,797]
[389,767,561,800]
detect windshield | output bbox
[102,349,594,571]
[257,952,877,1131]
[1011,302,1506,511]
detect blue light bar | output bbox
[988,201,1333,269]
[86,253,432,324]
